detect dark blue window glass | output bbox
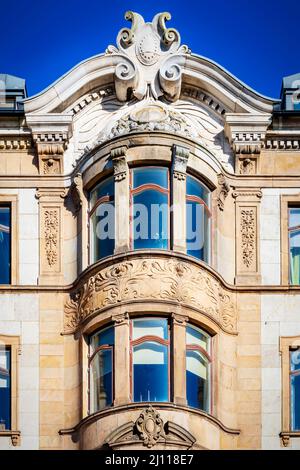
[90,177,115,262]
[186,325,210,412]
[0,347,11,430]
[291,348,300,430]
[132,318,169,403]
[0,206,11,284]
[132,168,169,250]
[186,176,210,262]
[90,327,114,413]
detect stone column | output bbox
[112,312,130,406]
[111,146,130,254]
[172,312,188,405]
[171,144,190,253]
[36,188,67,285]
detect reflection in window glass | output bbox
[186,324,211,412]
[291,348,300,431]
[0,346,11,430]
[89,178,115,262]
[89,327,114,413]
[186,176,210,261]
[289,208,300,284]
[0,206,11,284]
[132,168,169,250]
[131,318,169,403]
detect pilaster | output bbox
[112,312,130,406]
[172,312,188,405]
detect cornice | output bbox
[58,402,240,437]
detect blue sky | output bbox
[0,0,299,98]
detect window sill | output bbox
[280,431,300,447]
[0,430,21,446]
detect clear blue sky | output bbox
[1,0,299,98]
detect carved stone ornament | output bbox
[106,11,190,102]
[217,174,230,211]
[172,144,189,180]
[64,256,236,334]
[240,209,255,268]
[111,146,128,181]
[136,406,164,448]
[44,209,59,267]
[70,173,85,213]
[95,102,197,147]
[239,158,255,175]
[104,407,196,449]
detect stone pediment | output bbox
[104,406,196,449]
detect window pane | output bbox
[90,349,113,412]
[132,168,169,250]
[289,208,300,229]
[90,326,114,353]
[0,206,11,284]
[133,167,168,189]
[291,349,300,372]
[289,229,300,284]
[90,177,115,262]
[186,325,210,352]
[186,176,210,262]
[291,373,300,431]
[186,350,209,411]
[0,347,11,430]
[133,342,168,402]
[132,318,168,340]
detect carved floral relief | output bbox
[64,256,236,334]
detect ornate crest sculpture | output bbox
[106,11,190,102]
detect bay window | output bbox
[186,175,211,262]
[186,324,211,412]
[131,318,169,402]
[131,167,169,250]
[89,177,115,263]
[89,326,114,413]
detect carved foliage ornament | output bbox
[240,209,255,268]
[106,11,190,102]
[64,257,236,333]
[44,209,59,267]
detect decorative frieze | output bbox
[182,87,227,116]
[64,255,237,334]
[0,137,32,150]
[71,87,114,115]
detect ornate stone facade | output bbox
[0,10,300,451]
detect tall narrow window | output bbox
[291,347,300,431]
[0,346,11,430]
[186,325,211,412]
[0,205,11,284]
[131,318,169,402]
[131,167,169,250]
[186,176,211,261]
[289,207,300,284]
[89,177,115,263]
[89,326,114,413]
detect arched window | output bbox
[131,167,169,250]
[130,318,169,402]
[89,177,115,263]
[89,326,114,413]
[186,175,211,262]
[186,324,211,412]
